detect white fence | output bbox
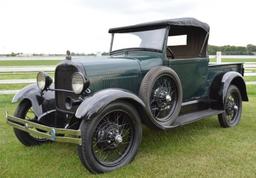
[0,59,255,95]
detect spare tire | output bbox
[139,66,183,129]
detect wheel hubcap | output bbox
[115,134,123,144]
[165,94,172,102]
[225,92,240,122]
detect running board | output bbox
[172,109,224,127]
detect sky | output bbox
[0,0,255,54]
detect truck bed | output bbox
[208,62,244,76]
[205,62,244,97]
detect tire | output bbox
[13,100,47,146]
[139,66,183,129]
[77,102,142,173]
[218,85,242,128]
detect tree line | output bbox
[2,44,256,56]
[1,52,110,57]
[208,44,256,55]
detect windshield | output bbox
[111,28,166,52]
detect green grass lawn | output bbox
[246,85,256,95]
[210,58,256,63]
[0,60,60,66]
[1,90,256,177]
[244,76,256,82]
[0,84,28,90]
[246,69,256,73]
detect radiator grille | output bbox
[55,64,79,113]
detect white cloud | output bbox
[0,0,255,53]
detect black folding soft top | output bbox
[109,17,209,33]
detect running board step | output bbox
[173,109,224,126]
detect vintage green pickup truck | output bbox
[6,18,248,173]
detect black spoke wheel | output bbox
[77,102,142,173]
[139,66,182,129]
[13,100,47,146]
[218,85,242,128]
[92,110,134,165]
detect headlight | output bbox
[72,72,86,94]
[37,72,52,91]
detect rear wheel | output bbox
[218,85,242,128]
[13,100,47,146]
[77,102,142,173]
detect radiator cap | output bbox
[66,50,72,60]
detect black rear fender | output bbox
[209,71,248,108]
[222,72,248,102]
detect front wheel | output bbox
[218,85,242,128]
[77,102,142,173]
[13,100,48,146]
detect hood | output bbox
[70,56,142,93]
[71,56,141,77]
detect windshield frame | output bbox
[109,27,168,55]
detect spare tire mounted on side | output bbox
[139,66,183,129]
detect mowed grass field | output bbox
[0,60,60,66]
[209,57,256,63]
[1,93,256,177]
[0,57,256,177]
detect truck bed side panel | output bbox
[206,63,244,96]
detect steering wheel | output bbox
[167,48,175,59]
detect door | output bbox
[168,58,208,101]
[166,29,209,101]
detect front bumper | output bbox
[6,113,81,145]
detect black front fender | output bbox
[12,84,55,117]
[75,89,146,120]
